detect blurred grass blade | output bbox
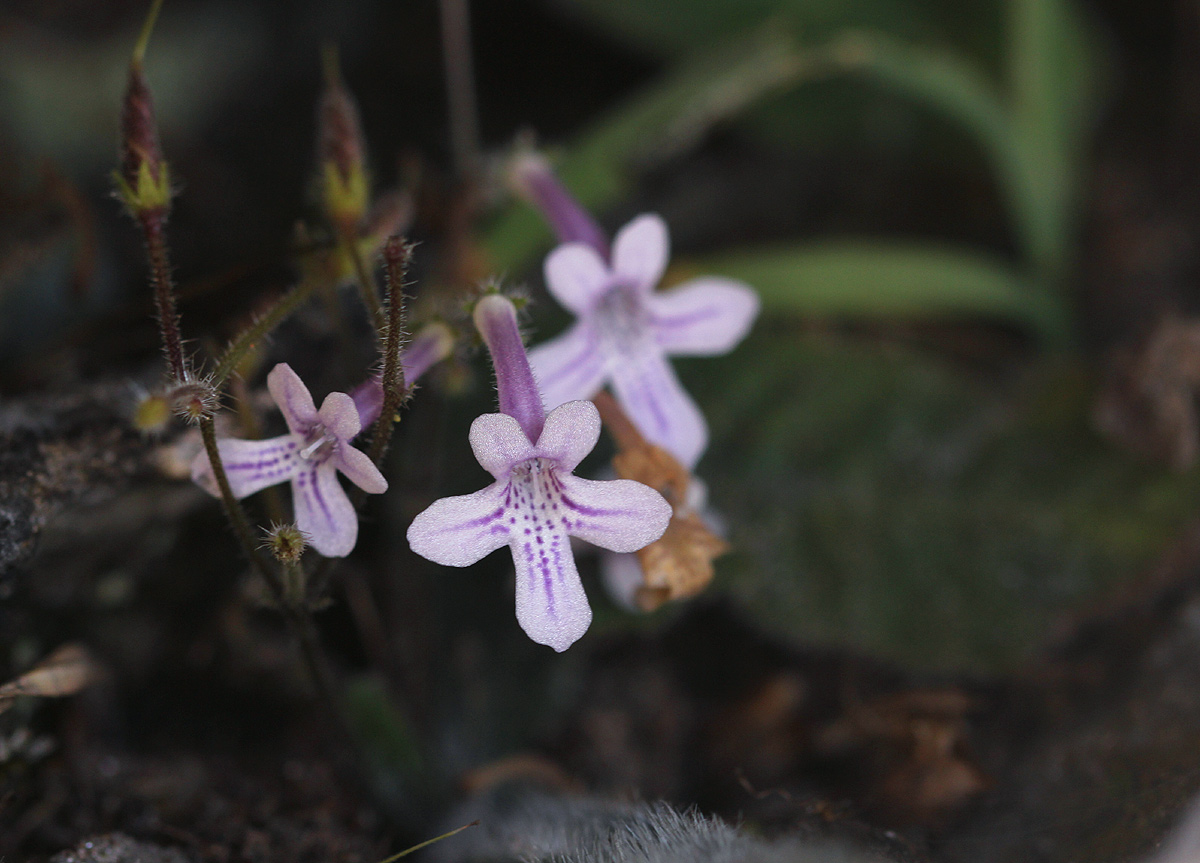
[0,644,99,714]
[696,240,1069,341]
[376,821,479,862]
[484,25,813,272]
[1007,0,1099,278]
[821,33,1048,276]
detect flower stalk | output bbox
[365,237,411,467]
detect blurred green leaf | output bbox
[692,334,1200,671]
[696,240,1069,342]
[1006,0,1100,278]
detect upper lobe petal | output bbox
[535,400,601,474]
[611,214,668,293]
[406,482,511,566]
[318,391,363,441]
[543,243,610,315]
[469,413,537,478]
[336,443,388,494]
[648,277,759,356]
[267,363,318,434]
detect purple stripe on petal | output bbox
[510,519,590,652]
[528,324,606,412]
[292,463,359,557]
[191,435,301,499]
[608,345,709,468]
[557,475,670,553]
[406,483,511,566]
[647,277,759,356]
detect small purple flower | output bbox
[407,295,671,652]
[191,363,387,558]
[528,214,759,468]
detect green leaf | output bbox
[694,240,1070,342]
[693,335,1200,671]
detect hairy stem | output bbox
[139,212,186,381]
[199,417,346,734]
[212,272,326,387]
[366,237,411,467]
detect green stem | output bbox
[342,232,386,332]
[212,273,325,387]
[200,416,346,736]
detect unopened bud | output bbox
[115,61,171,217]
[264,523,308,566]
[317,47,369,231]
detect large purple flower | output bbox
[528,214,759,468]
[407,295,671,651]
[192,363,387,557]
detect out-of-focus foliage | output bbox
[695,240,1068,340]
[495,0,1099,343]
[693,330,1200,670]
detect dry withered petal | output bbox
[0,644,100,715]
[598,391,729,611]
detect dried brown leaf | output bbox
[0,643,99,714]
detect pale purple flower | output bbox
[191,363,387,558]
[407,295,671,651]
[528,214,759,468]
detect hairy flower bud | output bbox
[115,61,171,217]
[317,49,369,231]
[264,523,308,566]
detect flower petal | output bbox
[543,243,610,315]
[190,435,301,499]
[611,214,668,292]
[608,345,709,468]
[558,475,671,552]
[469,412,537,478]
[267,363,318,434]
[336,443,387,494]
[510,523,592,652]
[528,322,606,412]
[535,400,601,474]
[406,482,511,566]
[600,550,645,613]
[318,391,362,441]
[648,277,759,355]
[292,462,358,557]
